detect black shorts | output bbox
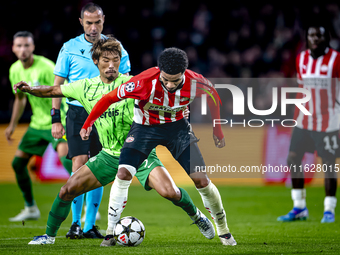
[66,104,102,159]
[289,127,340,161]
[120,119,204,175]
[122,118,197,159]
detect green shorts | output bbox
[86,149,164,190]
[18,126,67,156]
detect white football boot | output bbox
[192,209,215,239]
[9,205,40,222]
[28,234,55,245]
[219,233,237,246]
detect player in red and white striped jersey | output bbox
[278,24,339,223]
[81,48,236,245]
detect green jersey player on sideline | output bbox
[5,31,72,222]
[14,36,215,246]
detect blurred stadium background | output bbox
[1,0,340,186]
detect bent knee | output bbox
[158,186,181,201]
[59,183,77,201]
[117,167,133,180]
[287,152,303,166]
[192,178,210,189]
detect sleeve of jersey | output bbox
[82,88,120,130]
[207,91,223,140]
[53,45,70,78]
[196,79,224,140]
[60,80,81,101]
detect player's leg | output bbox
[28,164,103,245]
[177,143,236,246]
[105,148,147,237]
[104,122,160,239]
[65,105,103,239]
[55,142,72,175]
[147,165,215,239]
[315,131,339,223]
[9,149,40,221]
[322,158,337,223]
[277,127,311,222]
[9,127,49,222]
[83,126,103,237]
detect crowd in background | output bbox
[1,0,340,123]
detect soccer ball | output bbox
[114,216,145,246]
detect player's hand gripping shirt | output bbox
[61,74,133,156]
[82,67,224,139]
[294,48,340,132]
[9,54,67,130]
[54,34,131,107]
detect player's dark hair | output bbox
[158,47,189,75]
[81,2,104,18]
[13,31,34,42]
[90,35,122,62]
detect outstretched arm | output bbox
[13,81,64,98]
[80,87,120,139]
[207,95,225,148]
[197,78,225,148]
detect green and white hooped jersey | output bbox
[61,74,134,156]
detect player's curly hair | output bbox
[157,47,189,75]
[90,35,122,62]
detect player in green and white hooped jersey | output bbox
[5,31,72,222]
[15,36,215,245]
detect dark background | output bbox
[1,0,340,123]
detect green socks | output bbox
[59,156,72,175]
[46,193,72,237]
[172,187,197,217]
[12,157,33,206]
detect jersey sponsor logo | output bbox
[303,78,330,88]
[125,82,135,92]
[147,104,186,113]
[80,49,85,55]
[180,97,190,102]
[100,108,119,118]
[126,136,134,143]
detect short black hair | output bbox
[13,31,34,42]
[81,2,104,18]
[157,47,189,75]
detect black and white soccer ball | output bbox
[114,216,145,246]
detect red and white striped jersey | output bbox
[294,47,340,132]
[117,67,219,126]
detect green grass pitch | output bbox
[0,182,339,254]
